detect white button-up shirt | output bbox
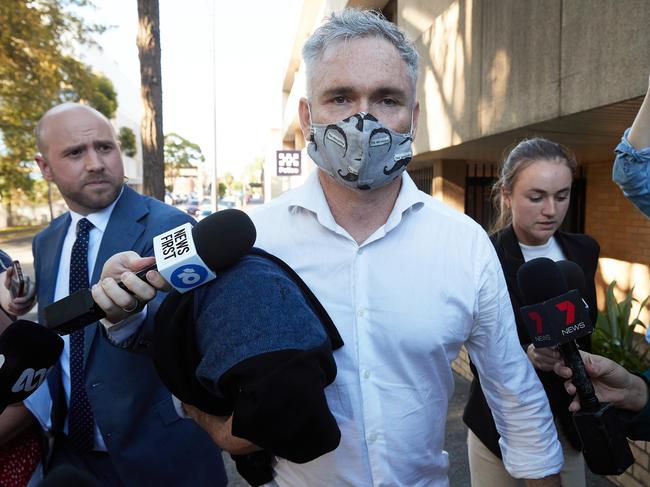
[250,171,562,486]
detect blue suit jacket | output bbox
[33,186,227,486]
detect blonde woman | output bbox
[463,138,600,487]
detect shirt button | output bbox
[363,370,370,379]
[357,308,365,318]
[368,432,377,443]
[358,247,364,255]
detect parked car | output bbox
[247,196,264,207]
[218,197,237,210]
[186,205,200,217]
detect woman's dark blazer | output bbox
[463,225,600,458]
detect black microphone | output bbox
[0,320,63,413]
[555,260,586,296]
[517,257,633,475]
[43,209,257,335]
[556,259,593,327]
[518,258,598,408]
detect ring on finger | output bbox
[121,298,140,313]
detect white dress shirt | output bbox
[25,189,144,451]
[250,171,563,486]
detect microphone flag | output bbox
[520,289,593,348]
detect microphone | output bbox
[556,259,592,320]
[555,260,586,296]
[0,320,64,413]
[42,209,257,335]
[517,257,633,475]
[518,258,596,406]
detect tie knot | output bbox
[77,218,93,236]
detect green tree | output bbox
[164,132,205,190]
[243,156,265,184]
[118,127,137,158]
[0,0,108,217]
[86,74,118,119]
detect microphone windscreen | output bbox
[192,209,256,271]
[36,465,102,487]
[556,260,586,295]
[0,320,63,411]
[516,257,568,305]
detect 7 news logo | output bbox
[527,298,585,339]
[528,299,577,333]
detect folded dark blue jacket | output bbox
[154,248,343,485]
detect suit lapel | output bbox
[38,215,70,446]
[39,214,71,309]
[84,187,148,356]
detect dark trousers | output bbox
[46,435,125,487]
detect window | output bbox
[465,163,497,232]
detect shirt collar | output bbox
[68,186,124,233]
[387,171,427,228]
[288,170,426,238]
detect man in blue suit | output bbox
[25,103,227,486]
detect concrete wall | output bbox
[561,0,650,115]
[432,159,466,211]
[405,0,650,157]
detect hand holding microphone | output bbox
[0,262,36,318]
[554,351,649,413]
[43,209,256,335]
[517,257,634,475]
[91,253,168,324]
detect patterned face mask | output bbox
[307,110,414,191]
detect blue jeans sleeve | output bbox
[612,128,650,218]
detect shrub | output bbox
[592,280,650,371]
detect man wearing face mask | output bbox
[168,9,564,487]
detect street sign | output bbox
[276,150,301,176]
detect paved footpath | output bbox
[1,233,614,486]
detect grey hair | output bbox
[302,9,419,97]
